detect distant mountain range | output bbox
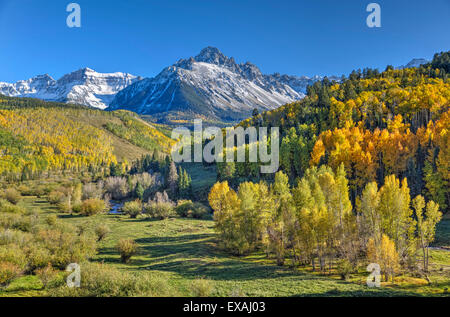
[0,68,141,109]
[109,47,333,123]
[0,48,429,123]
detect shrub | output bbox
[130,173,156,190]
[45,215,58,226]
[0,200,25,214]
[1,209,96,273]
[0,244,28,271]
[95,224,110,242]
[337,259,353,280]
[47,191,65,205]
[0,229,32,246]
[29,185,47,198]
[27,246,52,271]
[82,182,104,200]
[0,262,22,286]
[17,185,32,196]
[5,188,22,205]
[192,203,211,219]
[76,223,89,236]
[190,278,214,297]
[35,263,57,288]
[48,262,173,297]
[57,198,72,213]
[144,192,175,220]
[175,200,195,217]
[79,199,107,216]
[175,200,210,219]
[71,203,82,214]
[0,213,32,232]
[33,228,97,269]
[122,200,142,218]
[104,177,128,200]
[117,239,138,263]
[144,201,175,220]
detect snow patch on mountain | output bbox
[0,68,141,109]
[110,47,331,121]
[398,58,429,70]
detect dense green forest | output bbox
[203,51,450,287]
[218,52,449,213]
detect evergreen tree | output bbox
[167,161,179,198]
[135,182,144,200]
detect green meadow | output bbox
[1,196,448,297]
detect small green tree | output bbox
[135,183,144,200]
[414,196,442,271]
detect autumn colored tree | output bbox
[413,196,442,271]
[367,234,400,282]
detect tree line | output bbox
[209,166,442,281]
[217,51,449,214]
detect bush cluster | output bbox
[175,200,210,219]
[0,210,97,287]
[48,262,173,297]
[122,200,142,218]
[76,198,107,216]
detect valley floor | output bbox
[1,197,449,297]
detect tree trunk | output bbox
[422,246,426,272]
[319,256,325,272]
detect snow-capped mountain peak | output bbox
[1,47,331,122]
[109,47,326,123]
[194,46,231,66]
[398,58,429,69]
[0,68,141,109]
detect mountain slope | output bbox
[0,95,174,178]
[0,68,141,109]
[398,58,429,69]
[110,47,329,124]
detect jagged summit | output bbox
[194,46,230,65]
[0,47,332,121]
[109,47,325,123]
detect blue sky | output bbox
[0,0,449,82]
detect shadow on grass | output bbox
[141,258,312,282]
[96,232,316,282]
[292,288,418,297]
[58,214,86,219]
[391,280,450,292]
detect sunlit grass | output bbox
[1,196,449,297]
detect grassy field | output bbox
[1,197,449,297]
[435,213,450,249]
[181,162,217,203]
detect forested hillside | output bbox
[224,51,449,213]
[205,52,449,283]
[0,96,174,180]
